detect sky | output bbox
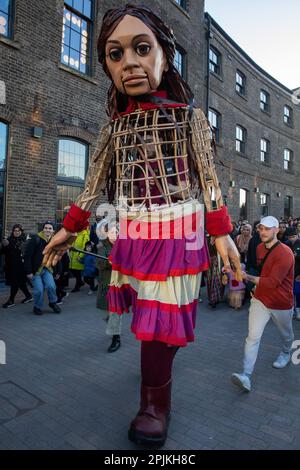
[205,0,300,90]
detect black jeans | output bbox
[70,269,83,290]
[84,276,96,290]
[10,281,31,301]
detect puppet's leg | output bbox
[128,340,179,447]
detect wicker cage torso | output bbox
[112,106,194,211]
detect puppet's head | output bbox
[97,3,193,115]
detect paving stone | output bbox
[0,286,300,450]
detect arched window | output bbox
[0,121,8,170]
[56,138,88,223]
[0,120,8,243]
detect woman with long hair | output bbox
[234,223,252,264]
[43,4,241,447]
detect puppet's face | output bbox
[105,15,168,96]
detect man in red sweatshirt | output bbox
[231,216,295,392]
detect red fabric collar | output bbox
[117,90,187,117]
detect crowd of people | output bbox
[1,211,299,400]
[1,213,300,328]
[0,214,121,352]
[203,216,300,319]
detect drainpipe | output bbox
[206,13,212,116]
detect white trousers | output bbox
[243,297,294,375]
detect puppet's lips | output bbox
[123,75,147,84]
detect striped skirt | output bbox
[107,200,210,346]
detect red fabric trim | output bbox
[63,204,91,233]
[136,298,198,314]
[169,263,209,277]
[116,90,188,118]
[120,211,201,240]
[132,329,193,347]
[205,206,232,236]
[109,284,198,314]
[111,263,209,280]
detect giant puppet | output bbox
[43,4,241,447]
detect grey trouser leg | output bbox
[243,297,294,374]
[106,313,122,336]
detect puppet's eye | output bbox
[136,43,151,56]
[109,48,123,61]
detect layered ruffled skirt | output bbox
[107,200,210,346]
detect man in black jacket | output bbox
[23,221,61,315]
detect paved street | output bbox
[0,283,299,450]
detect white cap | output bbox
[259,216,279,228]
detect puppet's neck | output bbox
[125,90,168,114]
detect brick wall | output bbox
[0,0,299,236]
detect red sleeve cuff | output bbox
[205,206,232,236]
[63,204,91,233]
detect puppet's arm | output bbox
[75,123,112,212]
[190,108,242,280]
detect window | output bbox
[0,0,13,38]
[61,0,93,74]
[283,148,293,172]
[174,48,186,78]
[57,138,88,223]
[0,121,8,243]
[260,90,270,112]
[260,138,270,164]
[236,70,246,95]
[236,125,246,154]
[283,105,292,125]
[284,196,292,218]
[174,0,187,9]
[239,189,248,220]
[209,46,221,75]
[0,121,8,170]
[208,108,221,144]
[260,193,269,216]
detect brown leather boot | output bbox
[128,379,171,447]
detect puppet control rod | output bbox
[70,246,108,260]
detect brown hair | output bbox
[97,3,194,116]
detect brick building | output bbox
[0,0,299,241]
[205,14,300,222]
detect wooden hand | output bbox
[42,228,76,268]
[214,234,243,282]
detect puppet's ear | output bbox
[163,53,169,72]
[164,55,169,72]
